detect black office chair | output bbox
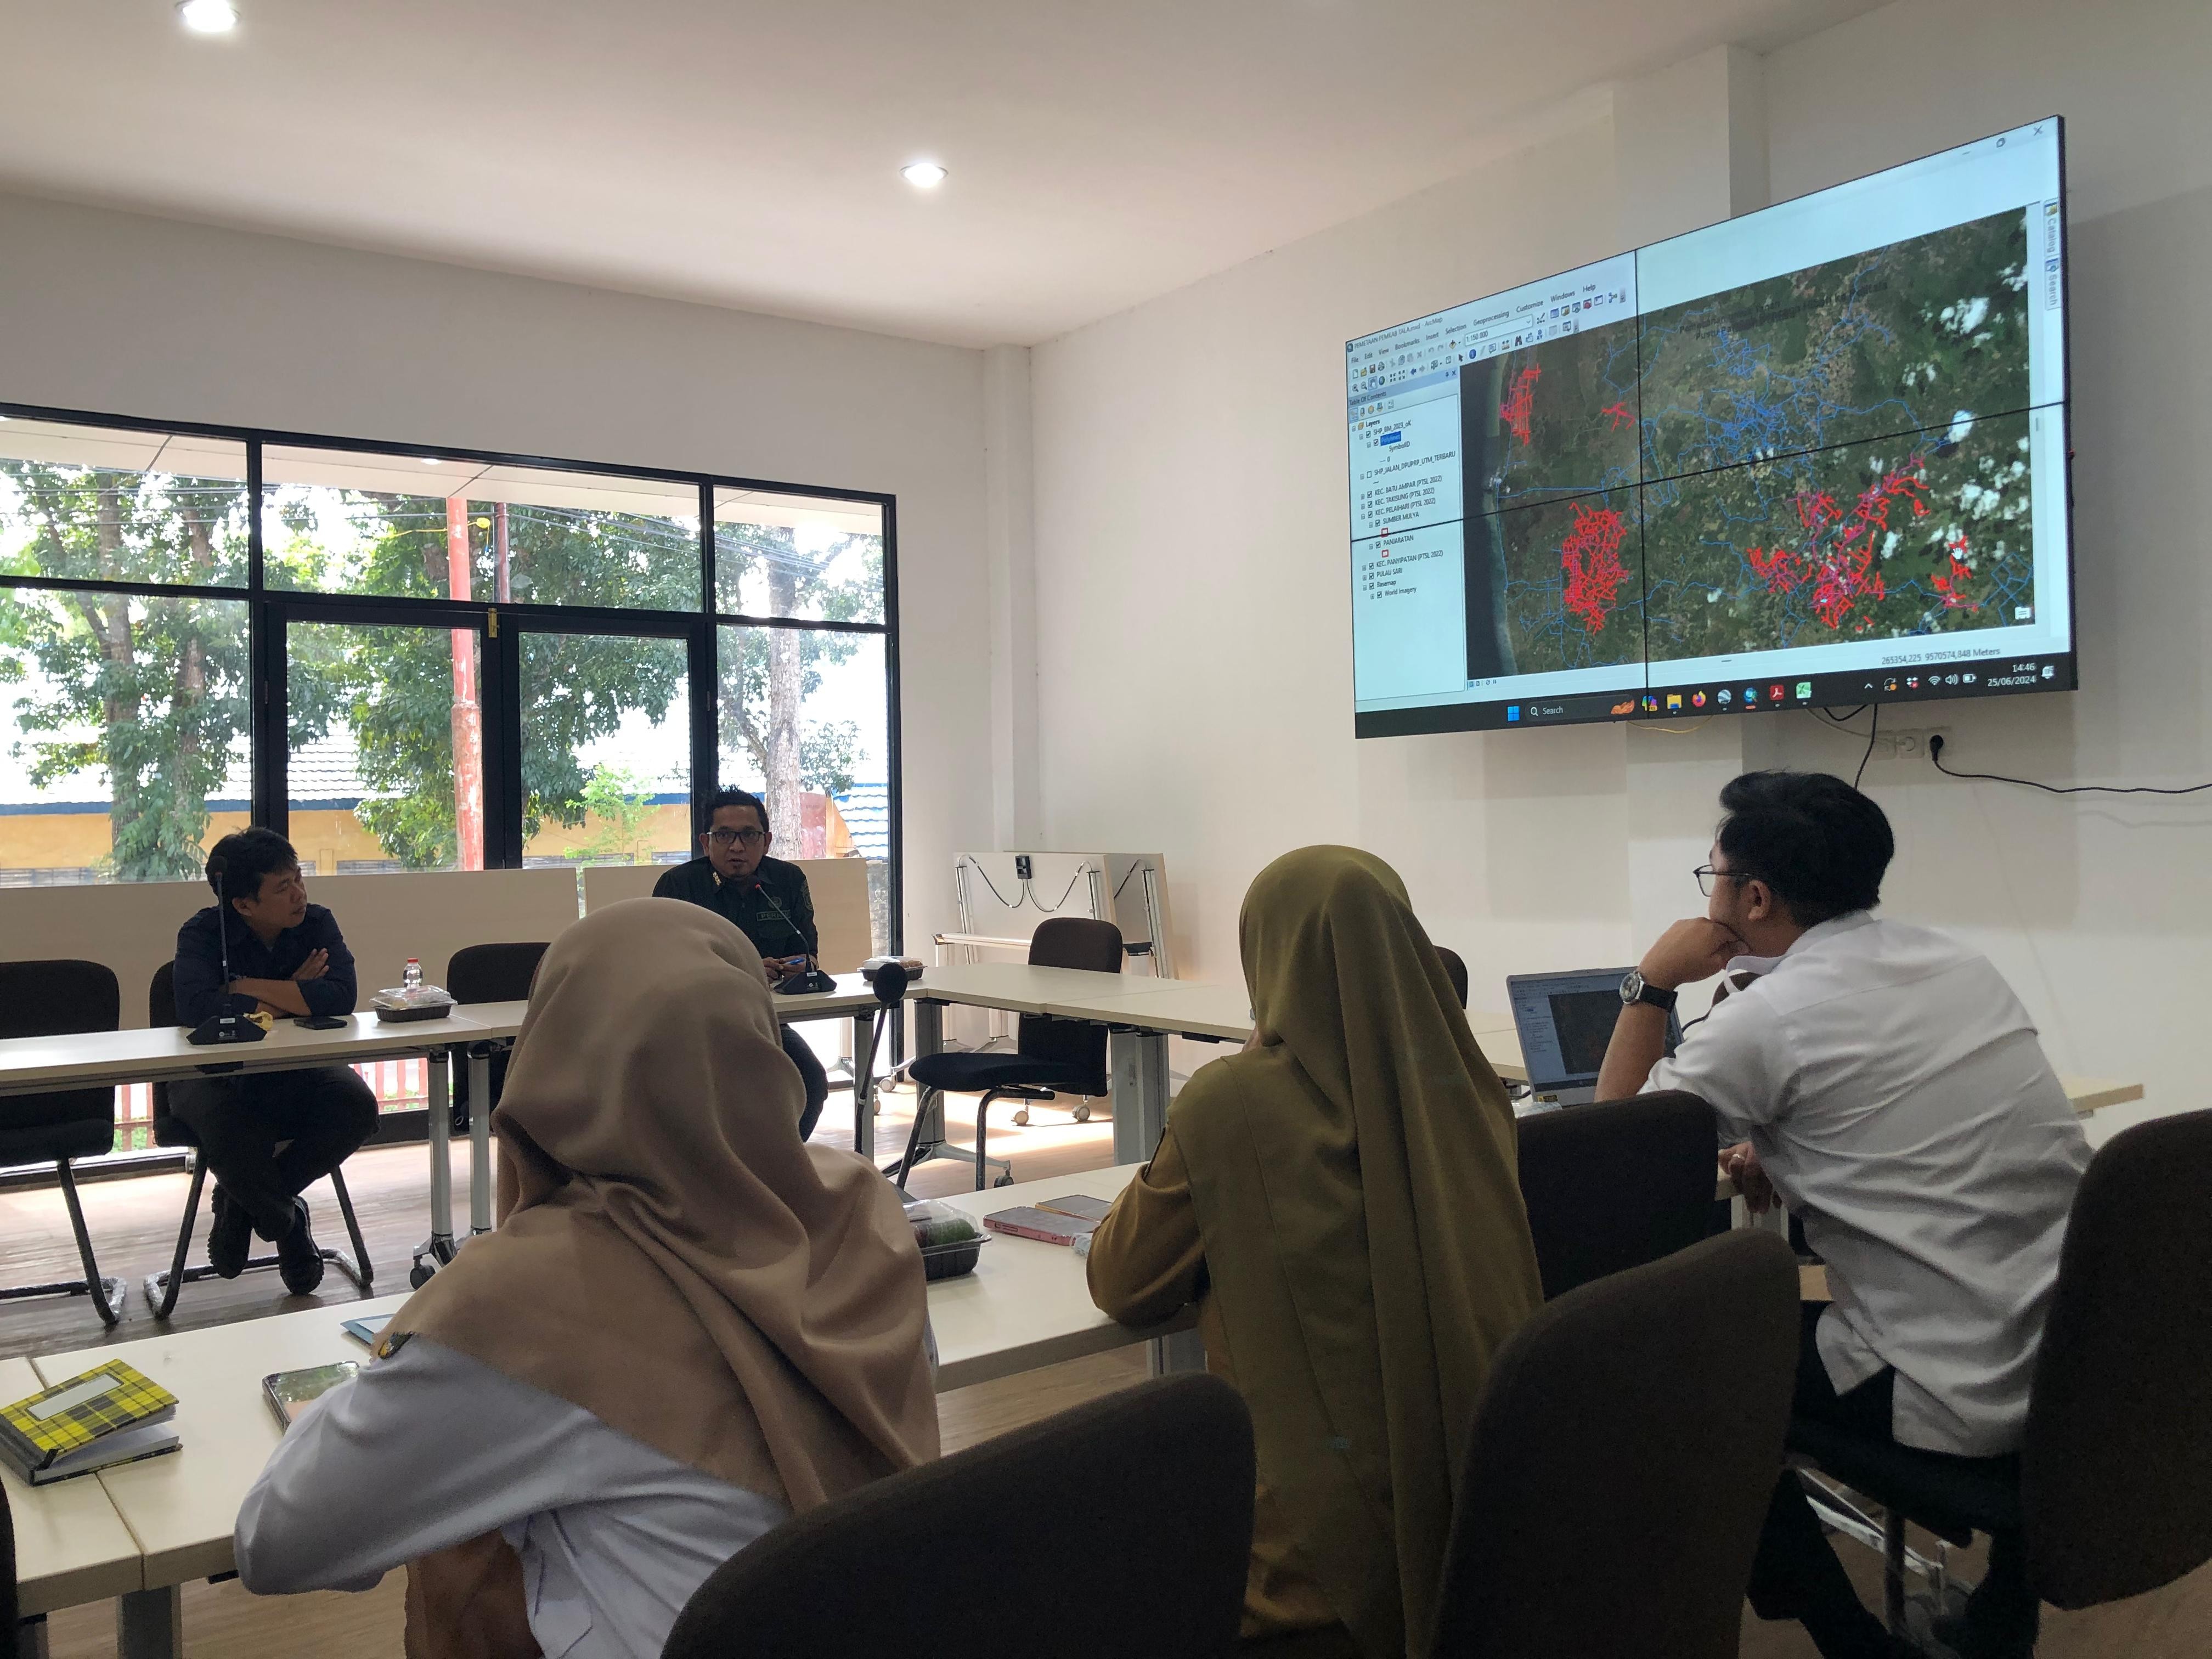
[446,942,546,1130]
[0,960,127,1325]
[1430,1229,1801,1659]
[1436,945,1471,1011]
[1788,1108,2212,1640]
[143,962,373,1318]
[894,917,1122,1189]
[662,1373,1254,1659]
[1515,1091,1720,1300]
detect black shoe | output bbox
[207,1187,253,1279]
[276,1199,325,1295]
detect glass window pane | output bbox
[286,620,485,874]
[718,625,889,954]
[0,418,249,588]
[518,632,692,867]
[264,447,700,610]
[714,488,884,622]
[0,585,250,883]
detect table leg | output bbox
[849,1011,875,1162]
[1109,1028,1170,1166]
[912,1000,946,1148]
[416,1050,455,1277]
[1150,1330,1207,1376]
[467,1051,494,1235]
[117,1585,182,1659]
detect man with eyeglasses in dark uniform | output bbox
[652,787,830,1139]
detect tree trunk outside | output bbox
[766,561,803,846]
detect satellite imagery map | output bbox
[1462,207,2040,679]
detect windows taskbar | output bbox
[1352,653,2078,738]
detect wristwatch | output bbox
[1619,968,1678,1012]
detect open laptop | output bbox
[1506,968,1684,1107]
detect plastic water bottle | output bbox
[402,958,423,991]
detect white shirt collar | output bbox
[1724,909,1876,977]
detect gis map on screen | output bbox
[1349,120,2072,737]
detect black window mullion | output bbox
[246,438,264,592]
[698,482,716,623]
[881,496,903,958]
[257,603,289,837]
[688,619,718,836]
[484,616,522,869]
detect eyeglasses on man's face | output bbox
[1693,864,1747,898]
[707,827,766,848]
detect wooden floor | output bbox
[10,1084,2208,1655]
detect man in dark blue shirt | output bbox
[652,787,830,1139]
[170,828,378,1293]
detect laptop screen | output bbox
[1506,969,1684,1091]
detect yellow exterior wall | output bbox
[522,802,693,866]
[5,796,851,875]
[0,812,111,869]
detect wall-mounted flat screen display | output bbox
[1348,119,2072,737]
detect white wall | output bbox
[1031,0,2212,1128]
[1032,116,1638,1011]
[0,195,993,950]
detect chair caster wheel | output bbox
[1012,1108,1030,1126]
[994,1174,1014,1188]
[409,1263,435,1289]
[1073,1104,1091,1123]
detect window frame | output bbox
[0,400,903,951]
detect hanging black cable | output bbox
[1929,735,2212,796]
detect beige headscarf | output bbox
[386,897,939,1508]
[1169,847,1541,1659]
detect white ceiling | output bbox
[0,1,1884,348]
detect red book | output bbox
[983,1206,1102,1246]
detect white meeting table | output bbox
[900,962,2141,1166]
[23,1163,1169,1658]
[0,977,891,1293]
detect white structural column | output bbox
[1611,43,1769,249]
[1612,45,1776,944]
[984,342,1042,851]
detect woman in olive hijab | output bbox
[1087,847,1540,1659]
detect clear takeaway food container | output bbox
[903,1198,989,1282]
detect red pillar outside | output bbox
[448,496,484,869]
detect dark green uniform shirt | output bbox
[651,855,819,962]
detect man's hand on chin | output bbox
[1639,918,1748,991]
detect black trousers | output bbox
[781,1024,829,1143]
[168,1066,379,1239]
[1750,1302,2038,1658]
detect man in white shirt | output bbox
[1596,770,2087,1659]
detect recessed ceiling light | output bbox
[177,0,239,34]
[901,161,947,190]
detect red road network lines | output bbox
[1500,365,1542,443]
[1560,501,1630,633]
[1744,456,1935,631]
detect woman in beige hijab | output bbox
[1087,847,1541,1659]
[235,899,939,1658]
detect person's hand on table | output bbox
[291,949,329,982]
[1638,918,1748,991]
[1722,1141,1775,1213]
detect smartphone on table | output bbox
[263,1362,359,1430]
